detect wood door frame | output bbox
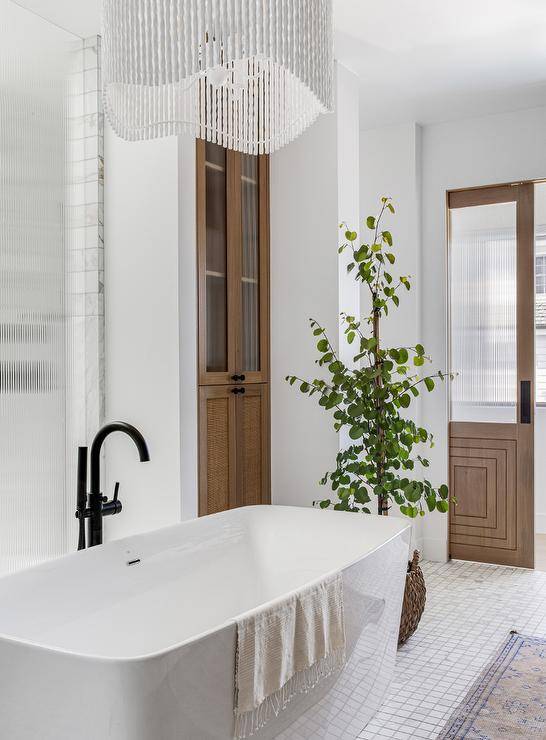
[447,181,535,568]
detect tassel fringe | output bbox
[234,645,346,739]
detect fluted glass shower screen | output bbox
[0,2,97,573]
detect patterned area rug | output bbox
[438,632,546,738]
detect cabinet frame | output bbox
[197,140,271,517]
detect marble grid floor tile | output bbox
[357,559,546,740]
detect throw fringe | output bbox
[234,645,346,739]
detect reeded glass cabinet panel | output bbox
[204,142,228,373]
[241,154,260,373]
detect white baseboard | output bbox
[423,536,449,563]
[411,535,424,556]
[536,513,546,534]
[408,524,423,557]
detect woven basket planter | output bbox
[398,550,426,647]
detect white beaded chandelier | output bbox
[102,0,334,154]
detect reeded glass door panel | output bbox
[240,154,260,372]
[450,201,517,423]
[205,142,228,372]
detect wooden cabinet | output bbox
[197,140,270,516]
[198,384,270,515]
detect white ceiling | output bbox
[13,0,546,128]
[334,0,546,128]
[11,0,101,38]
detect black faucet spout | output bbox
[87,422,150,548]
[90,421,149,495]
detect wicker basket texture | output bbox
[398,549,426,647]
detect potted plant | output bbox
[286,198,455,644]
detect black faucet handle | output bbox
[102,482,122,517]
[103,482,120,503]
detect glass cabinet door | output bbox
[197,141,269,384]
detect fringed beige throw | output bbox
[234,573,346,739]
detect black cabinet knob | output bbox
[231,387,246,395]
[231,374,246,382]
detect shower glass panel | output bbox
[241,154,260,373]
[0,1,77,573]
[449,201,517,423]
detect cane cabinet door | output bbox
[198,384,270,515]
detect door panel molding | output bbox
[449,434,517,551]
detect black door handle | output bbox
[520,380,531,424]
[231,387,246,395]
[231,374,246,382]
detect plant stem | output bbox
[372,307,388,516]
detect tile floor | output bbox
[536,534,546,572]
[359,559,546,739]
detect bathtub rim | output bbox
[0,506,411,662]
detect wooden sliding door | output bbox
[448,183,534,568]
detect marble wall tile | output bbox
[66,35,105,456]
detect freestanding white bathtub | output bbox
[0,506,410,740]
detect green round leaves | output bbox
[286,197,453,519]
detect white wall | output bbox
[536,410,546,533]
[178,135,199,521]
[337,64,361,369]
[360,106,546,558]
[360,123,424,550]
[103,66,359,532]
[360,124,422,348]
[100,64,368,530]
[269,63,363,510]
[103,124,183,540]
[270,105,339,508]
[420,105,546,557]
